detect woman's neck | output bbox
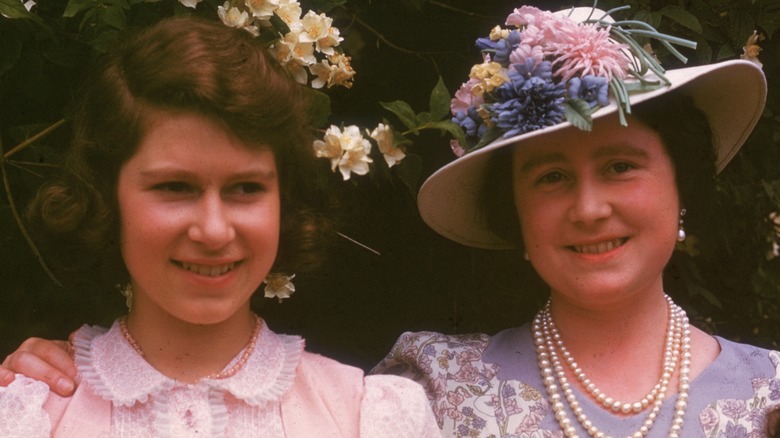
[124,307,257,383]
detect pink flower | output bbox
[506,6,555,28]
[451,78,483,114]
[546,21,630,82]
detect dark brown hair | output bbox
[27,17,330,285]
[480,92,718,248]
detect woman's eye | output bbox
[153,182,192,193]
[537,171,564,185]
[232,182,265,195]
[609,162,635,174]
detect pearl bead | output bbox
[533,295,691,438]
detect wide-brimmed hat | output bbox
[418,6,767,250]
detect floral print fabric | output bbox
[372,326,780,437]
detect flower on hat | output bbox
[451,4,696,153]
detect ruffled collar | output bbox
[72,319,304,408]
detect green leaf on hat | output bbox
[564,99,593,132]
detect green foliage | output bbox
[1,0,779,367]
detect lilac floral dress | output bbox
[372,324,780,437]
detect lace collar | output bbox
[72,319,304,407]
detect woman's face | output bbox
[117,112,280,325]
[512,114,679,309]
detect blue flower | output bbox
[489,61,565,137]
[724,421,748,438]
[457,424,470,435]
[462,407,474,416]
[476,31,521,67]
[568,75,609,108]
[452,107,487,139]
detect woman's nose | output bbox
[188,193,235,248]
[567,178,612,225]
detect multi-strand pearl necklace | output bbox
[533,296,692,438]
[119,314,262,380]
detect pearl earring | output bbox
[677,208,687,242]
[523,251,530,261]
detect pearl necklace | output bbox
[533,296,691,438]
[119,314,262,380]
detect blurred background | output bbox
[2,0,779,370]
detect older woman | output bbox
[0,17,437,437]
[371,6,779,438]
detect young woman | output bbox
[4,5,779,438]
[0,17,438,437]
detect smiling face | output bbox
[117,112,280,325]
[512,114,680,309]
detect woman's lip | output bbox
[568,237,629,255]
[172,260,242,277]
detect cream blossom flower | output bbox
[369,124,405,167]
[275,0,302,25]
[489,26,510,41]
[218,2,251,29]
[299,10,331,43]
[313,125,372,180]
[264,273,295,302]
[178,0,202,8]
[244,0,278,20]
[310,54,355,88]
[217,2,259,35]
[317,27,343,56]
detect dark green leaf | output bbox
[393,153,422,199]
[101,4,127,31]
[428,77,451,121]
[63,0,95,18]
[660,5,703,33]
[307,89,332,128]
[307,0,346,14]
[380,100,417,130]
[715,43,737,62]
[0,35,22,77]
[416,111,431,127]
[728,9,755,47]
[0,0,30,19]
[427,120,466,148]
[87,29,123,53]
[564,99,592,132]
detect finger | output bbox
[2,340,76,397]
[0,366,15,386]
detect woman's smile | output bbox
[173,260,241,277]
[569,237,629,255]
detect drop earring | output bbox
[677,208,687,242]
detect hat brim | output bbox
[418,59,767,249]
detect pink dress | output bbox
[0,320,439,437]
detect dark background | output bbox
[2,0,780,370]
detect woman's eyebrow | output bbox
[592,144,650,159]
[518,152,566,174]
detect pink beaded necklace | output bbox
[119,314,262,380]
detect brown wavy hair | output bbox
[26,17,331,286]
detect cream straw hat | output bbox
[418,6,767,250]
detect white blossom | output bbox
[264,273,296,302]
[370,123,405,167]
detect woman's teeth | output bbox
[573,238,626,254]
[179,262,236,277]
